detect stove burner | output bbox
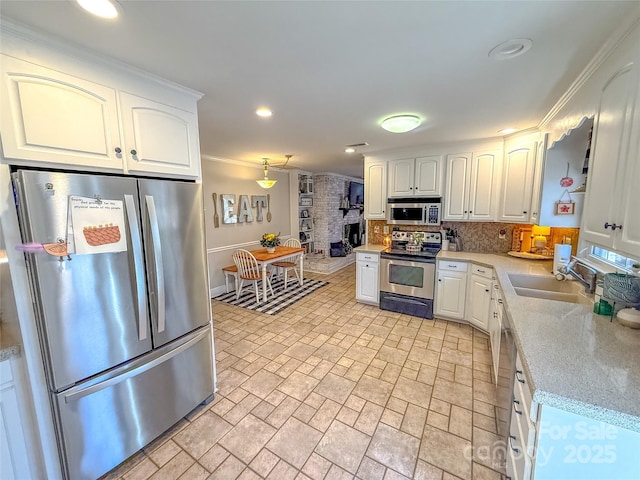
[385,230,442,258]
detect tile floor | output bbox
[102,264,506,480]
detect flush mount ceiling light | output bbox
[381,115,421,133]
[256,107,272,118]
[488,39,533,60]
[76,0,120,19]
[498,128,518,135]
[345,148,356,154]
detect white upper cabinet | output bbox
[528,134,548,225]
[444,150,500,221]
[499,138,537,223]
[1,45,202,179]
[0,55,123,171]
[388,155,442,197]
[582,62,640,257]
[119,92,200,177]
[364,158,387,220]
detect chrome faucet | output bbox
[558,258,597,294]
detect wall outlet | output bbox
[374,225,380,234]
[383,225,389,234]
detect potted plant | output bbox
[260,232,281,253]
[631,263,640,274]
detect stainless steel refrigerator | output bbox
[12,169,214,480]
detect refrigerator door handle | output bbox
[124,194,148,341]
[63,328,207,403]
[145,195,166,333]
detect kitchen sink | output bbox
[507,273,593,304]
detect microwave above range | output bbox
[387,197,441,225]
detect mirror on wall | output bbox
[539,117,594,227]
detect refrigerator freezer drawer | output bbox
[54,326,213,480]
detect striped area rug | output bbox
[213,278,329,315]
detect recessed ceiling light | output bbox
[345,147,356,154]
[381,115,421,133]
[498,128,518,135]
[488,39,533,60]
[76,0,119,19]
[256,107,272,118]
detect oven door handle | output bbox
[381,254,436,263]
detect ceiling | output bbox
[1,1,638,178]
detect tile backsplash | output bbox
[367,220,579,255]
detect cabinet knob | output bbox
[130,149,138,156]
[513,399,523,415]
[612,223,622,231]
[523,211,527,214]
[469,210,473,214]
[115,147,122,154]
[464,210,468,214]
[485,288,490,292]
[604,222,611,229]
[438,278,442,282]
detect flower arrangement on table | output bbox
[260,232,281,252]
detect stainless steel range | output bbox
[379,230,441,319]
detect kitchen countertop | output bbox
[0,323,21,362]
[353,244,388,254]
[438,251,640,432]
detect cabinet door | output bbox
[356,260,379,304]
[364,160,387,219]
[414,156,442,196]
[581,64,636,249]
[444,152,472,221]
[529,134,548,224]
[499,142,536,222]
[467,274,492,332]
[617,112,640,258]
[488,292,502,384]
[435,271,467,320]
[388,158,415,197]
[119,92,200,178]
[0,55,123,170]
[468,151,500,221]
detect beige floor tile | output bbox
[314,373,356,404]
[219,414,277,464]
[367,423,420,477]
[173,412,232,459]
[431,378,472,410]
[413,460,444,480]
[449,405,472,441]
[242,370,284,399]
[354,402,384,436]
[302,452,332,480]
[401,403,428,438]
[248,449,280,477]
[392,376,432,408]
[315,420,371,474]
[148,451,194,480]
[419,425,471,480]
[278,371,321,401]
[308,398,341,431]
[123,457,158,480]
[146,439,181,468]
[198,445,229,473]
[352,374,395,406]
[266,460,298,480]
[177,463,208,480]
[266,395,301,428]
[209,455,246,480]
[266,417,323,468]
[357,456,386,480]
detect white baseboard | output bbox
[210,285,229,298]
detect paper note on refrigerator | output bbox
[70,196,127,255]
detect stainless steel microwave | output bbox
[387,198,441,225]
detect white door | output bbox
[467,275,492,332]
[364,160,387,219]
[444,153,472,221]
[119,92,200,178]
[414,156,442,196]
[0,55,123,170]
[499,143,536,222]
[388,158,415,197]
[581,64,636,248]
[435,271,467,320]
[468,151,499,221]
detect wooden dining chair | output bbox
[232,249,273,302]
[272,238,303,289]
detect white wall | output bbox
[201,156,292,295]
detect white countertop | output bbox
[439,251,640,432]
[353,244,388,254]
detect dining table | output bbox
[249,246,305,302]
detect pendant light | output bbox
[256,158,277,189]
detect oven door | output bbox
[380,255,435,299]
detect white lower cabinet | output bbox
[466,264,493,332]
[0,357,36,480]
[356,252,379,305]
[488,282,503,383]
[435,261,468,320]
